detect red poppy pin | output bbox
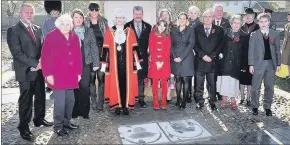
[270,40,275,45]
[233,37,240,42]
[212,29,215,34]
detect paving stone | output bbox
[271,126,290,140]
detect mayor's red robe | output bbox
[101,26,143,110]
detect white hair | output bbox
[20,3,35,13]
[113,8,127,25]
[229,15,243,27]
[200,9,214,23]
[55,13,73,30]
[188,6,201,17]
[213,4,224,11]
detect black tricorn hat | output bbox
[241,7,257,18]
[44,1,62,14]
[264,8,274,14]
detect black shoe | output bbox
[194,97,198,103]
[265,109,272,116]
[239,100,244,105]
[180,102,186,109]
[54,128,68,136]
[217,95,222,100]
[123,108,129,115]
[175,97,181,107]
[34,119,53,127]
[210,103,217,110]
[252,108,258,116]
[115,108,121,115]
[64,123,79,130]
[187,97,192,103]
[83,115,89,119]
[46,87,52,93]
[20,131,34,141]
[246,101,251,106]
[139,101,147,108]
[167,99,172,103]
[196,103,204,110]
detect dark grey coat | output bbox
[74,27,100,67]
[170,26,195,76]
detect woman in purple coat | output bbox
[41,14,82,136]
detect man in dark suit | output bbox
[125,6,152,108]
[194,9,224,111]
[7,3,52,141]
[211,4,231,100]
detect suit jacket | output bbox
[240,22,260,71]
[248,29,281,70]
[73,27,100,67]
[213,17,231,35]
[7,21,43,82]
[125,20,152,78]
[194,24,224,72]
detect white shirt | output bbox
[261,29,269,35]
[20,19,35,35]
[215,19,221,26]
[204,25,212,35]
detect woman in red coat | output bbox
[41,14,82,136]
[148,20,171,110]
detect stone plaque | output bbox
[118,123,169,144]
[158,119,212,142]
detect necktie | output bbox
[216,20,220,26]
[27,26,35,40]
[205,28,210,37]
[263,32,268,39]
[137,23,141,38]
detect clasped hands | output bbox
[202,55,212,62]
[156,61,164,71]
[46,75,81,85]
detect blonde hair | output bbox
[200,9,214,23]
[188,6,201,17]
[55,13,73,30]
[257,13,271,21]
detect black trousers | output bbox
[188,76,193,99]
[206,73,220,99]
[18,74,46,132]
[73,64,91,117]
[118,73,127,108]
[90,69,105,109]
[195,71,216,104]
[138,77,145,102]
[175,76,191,103]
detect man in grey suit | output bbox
[248,13,281,116]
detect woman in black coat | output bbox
[216,15,246,109]
[171,12,195,109]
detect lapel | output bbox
[257,29,265,50]
[220,18,227,28]
[198,25,207,37]
[129,20,139,41]
[208,24,215,37]
[268,29,274,50]
[18,21,36,44]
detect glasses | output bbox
[89,8,99,12]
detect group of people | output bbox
[6,1,290,140]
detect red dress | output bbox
[148,31,171,79]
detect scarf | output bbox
[74,27,85,46]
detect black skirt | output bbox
[239,71,252,85]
